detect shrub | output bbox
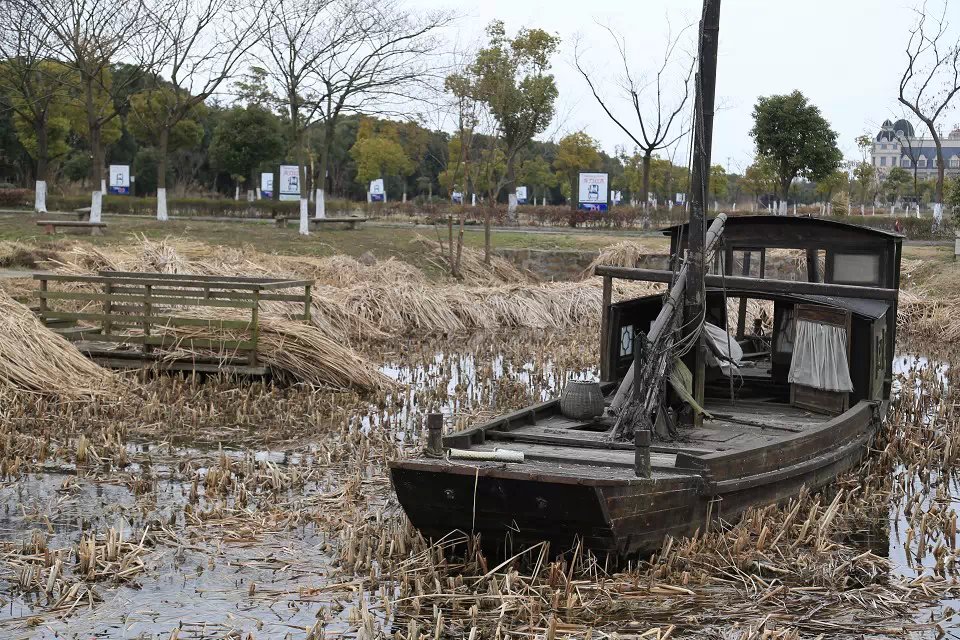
[0,189,32,208]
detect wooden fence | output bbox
[35,271,313,374]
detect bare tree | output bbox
[574,22,695,210]
[131,0,260,220]
[258,0,337,235]
[307,0,451,223]
[28,0,158,222]
[893,116,922,216]
[0,2,72,212]
[898,0,960,222]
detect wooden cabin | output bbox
[601,216,902,414]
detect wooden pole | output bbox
[736,251,751,339]
[683,0,722,428]
[633,339,651,478]
[426,413,444,456]
[599,275,612,381]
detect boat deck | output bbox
[445,399,831,482]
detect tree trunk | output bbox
[157,126,169,221]
[315,120,334,220]
[934,135,945,222]
[297,129,309,235]
[641,151,652,210]
[780,177,792,215]
[34,122,49,214]
[89,124,104,223]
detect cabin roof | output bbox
[706,288,891,319]
[792,294,890,319]
[662,215,904,243]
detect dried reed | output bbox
[0,290,114,396]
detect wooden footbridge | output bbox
[35,271,313,375]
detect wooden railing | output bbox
[35,271,313,374]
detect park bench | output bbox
[75,207,91,220]
[36,220,107,235]
[34,270,313,376]
[310,216,367,230]
[274,215,368,229]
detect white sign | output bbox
[577,172,608,211]
[675,192,686,205]
[279,165,300,201]
[108,164,130,195]
[451,191,463,204]
[612,190,622,204]
[516,186,528,204]
[261,173,274,198]
[370,178,385,202]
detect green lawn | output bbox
[0,214,668,266]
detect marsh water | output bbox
[0,345,958,639]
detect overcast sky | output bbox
[422,0,954,174]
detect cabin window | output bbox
[619,325,635,357]
[731,249,763,278]
[832,253,881,285]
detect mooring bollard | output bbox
[426,413,444,457]
[635,426,651,478]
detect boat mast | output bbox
[683,0,721,427]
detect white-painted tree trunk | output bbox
[234,185,240,200]
[100,179,106,194]
[247,190,254,202]
[157,187,168,221]
[34,180,47,213]
[471,193,476,206]
[315,189,325,218]
[860,204,865,215]
[90,190,102,223]
[915,204,920,218]
[402,190,407,203]
[933,202,943,224]
[732,202,737,212]
[299,198,309,235]
[366,192,372,203]
[827,202,832,216]
[255,188,261,200]
[793,203,797,215]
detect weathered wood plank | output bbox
[42,311,253,330]
[38,290,258,309]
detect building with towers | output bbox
[871,118,960,180]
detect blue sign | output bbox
[579,203,608,212]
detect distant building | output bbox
[871,119,960,179]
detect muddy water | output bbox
[0,347,956,638]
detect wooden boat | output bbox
[389,0,903,559]
[391,215,901,557]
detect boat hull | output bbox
[390,402,881,559]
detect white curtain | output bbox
[788,320,853,392]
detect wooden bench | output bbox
[75,207,91,221]
[310,216,367,229]
[273,216,367,229]
[37,220,107,235]
[274,216,368,229]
